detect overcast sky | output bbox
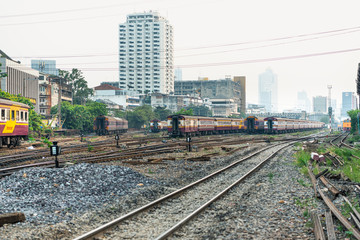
[2,0,360,112]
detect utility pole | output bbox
[57,78,62,129]
[357,63,360,109]
[327,85,332,132]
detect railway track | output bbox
[73,138,303,240]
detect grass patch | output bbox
[294,150,310,167]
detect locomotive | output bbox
[94,115,128,135]
[167,114,324,137]
[342,119,351,132]
[0,98,30,147]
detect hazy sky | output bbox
[2,0,360,112]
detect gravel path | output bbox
[0,140,329,239]
[172,146,316,239]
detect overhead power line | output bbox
[12,25,360,60]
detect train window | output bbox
[21,111,24,121]
[1,109,4,120]
[11,110,15,121]
[16,111,19,121]
[6,110,10,120]
[25,112,28,122]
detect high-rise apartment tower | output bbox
[119,11,174,94]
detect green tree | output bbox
[185,104,211,116]
[174,108,193,116]
[86,100,107,117]
[347,109,360,134]
[51,101,107,132]
[320,116,329,124]
[154,106,172,120]
[59,68,93,105]
[0,90,44,135]
[126,105,156,129]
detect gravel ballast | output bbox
[0,163,158,224]
[0,138,348,239]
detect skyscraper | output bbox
[258,68,278,112]
[313,96,327,113]
[31,60,58,76]
[341,92,357,118]
[175,68,182,81]
[118,11,174,94]
[297,90,311,113]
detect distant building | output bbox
[341,92,357,118]
[211,98,237,117]
[92,84,140,110]
[150,92,202,112]
[31,60,58,76]
[101,81,120,89]
[175,68,182,81]
[0,50,39,112]
[297,90,311,113]
[174,77,244,114]
[313,96,327,113]
[38,75,72,119]
[119,11,174,94]
[258,68,278,113]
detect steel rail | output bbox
[73,138,306,240]
[154,142,293,240]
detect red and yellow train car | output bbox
[0,98,30,147]
[94,115,128,135]
[343,119,351,132]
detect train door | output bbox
[172,116,180,136]
[96,116,106,135]
[154,121,159,132]
[267,119,273,132]
[247,118,255,132]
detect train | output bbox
[0,98,30,147]
[167,114,324,137]
[150,119,167,133]
[342,119,351,132]
[264,117,325,133]
[94,115,128,135]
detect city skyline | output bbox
[1,0,360,112]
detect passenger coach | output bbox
[0,98,30,147]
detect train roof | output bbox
[0,98,31,109]
[167,115,243,120]
[245,116,264,121]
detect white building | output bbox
[0,50,39,112]
[92,84,140,110]
[150,93,202,112]
[119,11,174,94]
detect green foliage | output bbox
[59,68,93,105]
[174,108,193,116]
[0,62,7,77]
[127,105,156,129]
[294,150,310,167]
[154,106,172,120]
[268,172,274,182]
[297,179,311,187]
[87,144,93,152]
[320,116,329,124]
[294,197,317,208]
[51,101,107,132]
[41,137,52,148]
[185,104,211,116]
[0,90,44,135]
[347,109,360,134]
[347,135,360,144]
